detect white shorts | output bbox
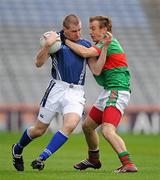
[94,89,130,114]
[38,80,86,124]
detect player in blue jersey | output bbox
[11,14,109,171]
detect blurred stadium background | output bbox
[0,0,160,133]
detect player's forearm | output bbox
[91,32,112,74]
[65,39,98,58]
[65,39,88,57]
[96,45,108,73]
[35,46,50,67]
[88,45,108,75]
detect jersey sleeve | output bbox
[92,41,105,55]
[92,45,101,55]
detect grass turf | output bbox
[0,131,160,180]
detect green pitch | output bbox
[0,131,160,180]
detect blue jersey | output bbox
[50,39,91,85]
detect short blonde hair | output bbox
[89,16,112,32]
[63,14,81,29]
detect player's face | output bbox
[89,20,107,43]
[64,23,82,42]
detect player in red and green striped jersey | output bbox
[65,16,138,173]
[93,37,131,91]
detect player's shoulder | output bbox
[78,38,92,47]
[110,37,120,45]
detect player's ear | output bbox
[103,27,108,33]
[100,27,107,37]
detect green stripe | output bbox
[94,66,131,91]
[106,90,119,107]
[96,38,124,56]
[107,38,124,56]
[118,151,129,157]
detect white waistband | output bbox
[53,80,84,89]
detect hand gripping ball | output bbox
[40,31,61,54]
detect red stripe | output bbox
[103,53,128,70]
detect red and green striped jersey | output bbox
[93,38,131,91]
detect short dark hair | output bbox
[63,14,81,29]
[89,16,112,32]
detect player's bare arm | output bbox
[35,31,58,67]
[88,32,112,75]
[88,46,108,75]
[65,39,99,58]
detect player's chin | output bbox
[92,39,98,43]
[71,36,80,42]
[91,37,97,42]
